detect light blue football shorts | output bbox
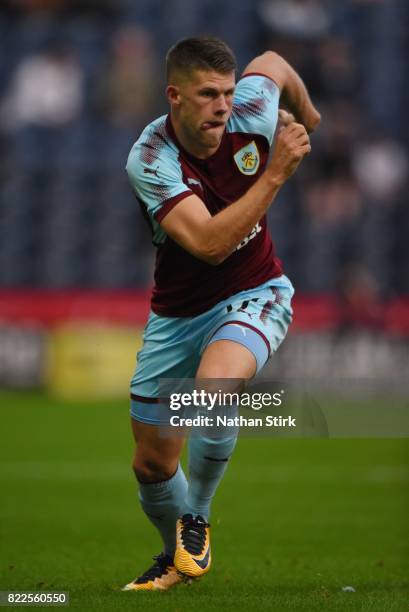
[130,274,294,424]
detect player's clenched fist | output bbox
[268,122,311,185]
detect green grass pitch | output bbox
[0,390,408,611]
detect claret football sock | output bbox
[138,463,188,557]
[184,433,238,520]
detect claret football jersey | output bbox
[126,73,283,317]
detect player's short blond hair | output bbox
[166,36,237,83]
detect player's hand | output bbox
[278,109,295,128]
[268,122,311,185]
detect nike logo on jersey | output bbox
[193,546,210,569]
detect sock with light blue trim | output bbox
[138,464,188,557]
[184,432,238,520]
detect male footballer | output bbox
[124,36,320,590]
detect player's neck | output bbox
[170,114,220,160]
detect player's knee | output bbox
[132,455,177,484]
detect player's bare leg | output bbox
[174,340,256,577]
[131,419,185,484]
[197,339,257,379]
[124,421,188,591]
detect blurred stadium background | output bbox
[0,2,408,609]
[0,0,408,396]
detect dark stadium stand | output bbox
[0,0,408,296]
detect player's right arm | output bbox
[161,122,310,265]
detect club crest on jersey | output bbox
[234,141,260,176]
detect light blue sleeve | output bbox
[228,74,280,145]
[126,119,192,243]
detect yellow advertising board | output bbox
[46,324,143,400]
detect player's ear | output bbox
[166,85,181,106]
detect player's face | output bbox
[169,69,236,156]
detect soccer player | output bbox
[123,36,320,591]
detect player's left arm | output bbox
[243,51,321,133]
